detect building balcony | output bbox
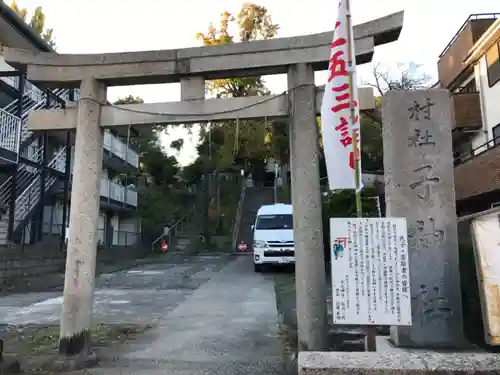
[454,138,500,200]
[103,130,139,171]
[438,14,498,89]
[451,91,482,131]
[100,176,137,209]
[0,59,47,103]
[0,59,139,170]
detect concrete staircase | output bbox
[236,186,274,250]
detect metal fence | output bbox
[41,223,140,248]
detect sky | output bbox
[14,0,500,165]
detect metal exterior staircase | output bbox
[0,108,21,157]
[1,87,68,155]
[0,82,71,244]
[0,147,66,244]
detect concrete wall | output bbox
[470,55,500,152]
[478,54,500,137]
[0,240,150,285]
[0,244,65,283]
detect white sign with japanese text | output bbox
[330,217,412,326]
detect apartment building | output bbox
[437,13,500,215]
[0,2,141,247]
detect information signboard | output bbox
[330,217,412,326]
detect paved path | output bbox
[0,254,283,374]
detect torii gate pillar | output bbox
[288,63,328,350]
[58,78,106,359]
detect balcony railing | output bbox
[0,60,47,103]
[103,130,139,168]
[0,59,18,88]
[452,92,482,131]
[453,136,498,166]
[454,136,500,200]
[1,60,138,169]
[100,177,138,207]
[0,107,21,155]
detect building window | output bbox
[486,41,500,87]
[459,78,477,93]
[493,124,500,145]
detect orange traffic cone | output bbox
[237,240,248,252]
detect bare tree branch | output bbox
[363,61,432,96]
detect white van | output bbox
[251,204,294,272]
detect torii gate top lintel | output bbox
[4,11,403,88]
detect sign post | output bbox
[343,0,377,349]
[321,0,380,351]
[330,218,412,328]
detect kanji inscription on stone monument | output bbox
[382,89,464,348]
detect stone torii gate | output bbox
[4,11,403,363]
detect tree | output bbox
[365,62,431,97]
[10,1,56,48]
[170,139,184,153]
[114,95,143,105]
[192,4,280,242]
[356,62,433,171]
[196,5,277,98]
[112,95,188,230]
[195,3,280,171]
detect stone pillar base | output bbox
[299,351,500,375]
[0,358,21,374]
[41,351,99,372]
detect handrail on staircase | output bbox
[151,204,196,252]
[0,88,70,165]
[0,146,44,204]
[0,107,21,155]
[231,177,247,251]
[13,146,66,226]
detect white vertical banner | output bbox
[321,0,362,191]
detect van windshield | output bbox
[255,214,293,230]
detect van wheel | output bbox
[254,264,263,273]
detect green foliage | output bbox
[181,158,204,185]
[360,115,383,171]
[322,187,380,264]
[322,187,379,218]
[196,5,277,98]
[193,3,283,179]
[114,95,144,105]
[190,3,282,241]
[170,139,184,153]
[10,1,55,48]
[113,95,189,229]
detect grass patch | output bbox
[4,323,155,372]
[273,273,298,362]
[274,273,297,327]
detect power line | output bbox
[76,83,317,118]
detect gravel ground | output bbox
[1,254,284,375]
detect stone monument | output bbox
[382,89,464,348]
